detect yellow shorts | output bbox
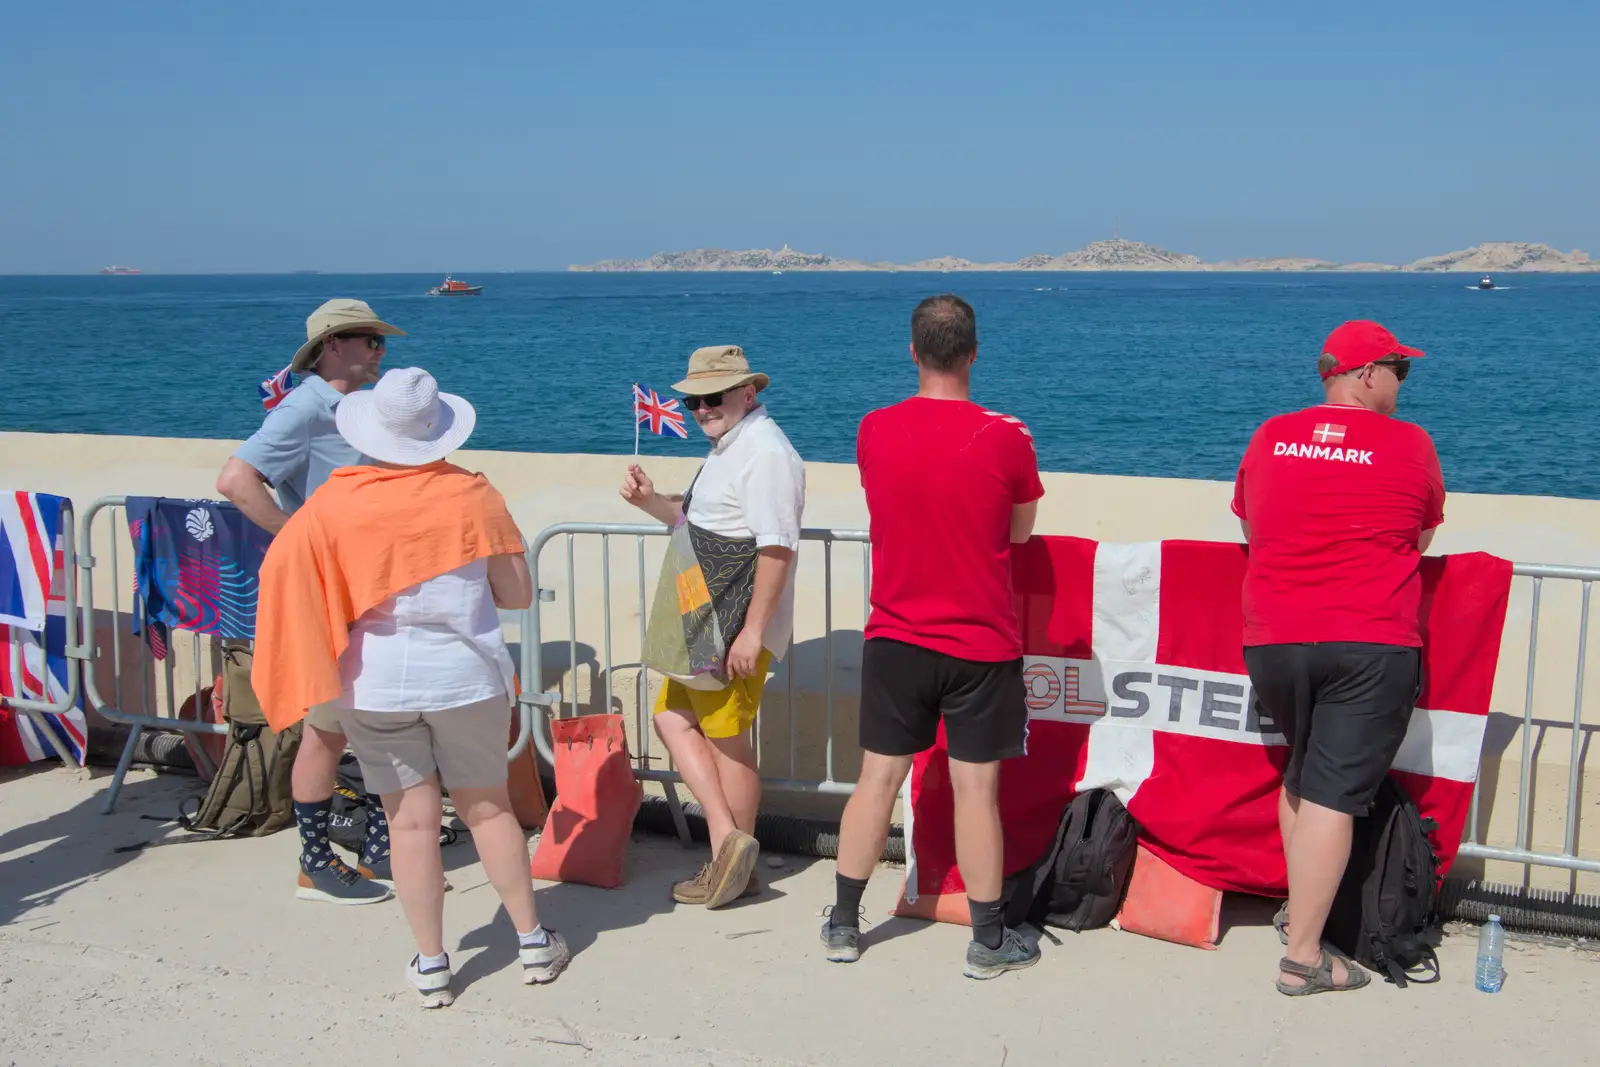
[654,650,773,739]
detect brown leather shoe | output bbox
[741,869,762,899]
[671,863,715,905]
[705,831,759,909]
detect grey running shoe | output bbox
[520,930,572,985]
[819,906,862,963]
[295,858,393,905]
[407,954,454,1009]
[963,927,1041,980]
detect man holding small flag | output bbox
[217,298,403,906]
[622,345,805,909]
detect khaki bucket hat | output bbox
[672,345,770,396]
[291,298,406,373]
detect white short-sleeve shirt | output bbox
[337,559,516,712]
[683,406,806,659]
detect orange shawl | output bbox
[252,462,524,731]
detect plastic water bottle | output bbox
[1475,914,1506,992]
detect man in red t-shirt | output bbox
[822,293,1045,980]
[1232,319,1445,996]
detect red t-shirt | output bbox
[1232,404,1445,647]
[858,398,1045,662]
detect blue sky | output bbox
[2,1,1595,273]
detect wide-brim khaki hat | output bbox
[291,298,406,373]
[672,345,769,396]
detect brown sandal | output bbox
[1273,903,1289,945]
[1276,947,1371,996]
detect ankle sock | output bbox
[832,873,869,928]
[361,794,390,867]
[293,799,336,871]
[417,950,449,972]
[968,897,1005,951]
[518,925,550,948]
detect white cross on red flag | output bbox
[1312,422,1347,444]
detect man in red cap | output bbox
[1232,320,1445,996]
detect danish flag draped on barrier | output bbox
[901,536,1513,904]
[0,491,88,766]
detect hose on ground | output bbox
[1439,878,1600,939]
[632,793,906,863]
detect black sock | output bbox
[361,794,390,867]
[294,800,336,871]
[833,873,869,928]
[969,897,1005,950]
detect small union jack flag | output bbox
[1311,422,1347,445]
[634,384,688,439]
[258,365,294,411]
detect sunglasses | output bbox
[334,331,387,351]
[682,390,730,412]
[1373,359,1410,382]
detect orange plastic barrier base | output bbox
[504,675,548,831]
[529,714,642,888]
[892,887,971,925]
[1111,845,1223,950]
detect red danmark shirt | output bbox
[1232,404,1445,647]
[859,398,1045,662]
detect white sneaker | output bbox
[519,930,572,985]
[407,954,454,1008]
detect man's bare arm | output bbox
[1010,501,1039,544]
[217,457,290,536]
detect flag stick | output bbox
[633,383,640,458]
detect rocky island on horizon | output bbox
[570,239,1597,274]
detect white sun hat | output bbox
[335,367,476,466]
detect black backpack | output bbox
[1002,789,1139,932]
[1323,776,1442,987]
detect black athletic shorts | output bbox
[859,637,1027,764]
[1244,642,1421,816]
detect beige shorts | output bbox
[337,698,511,795]
[303,701,346,734]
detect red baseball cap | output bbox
[1318,320,1425,379]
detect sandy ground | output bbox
[4,764,1599,1067]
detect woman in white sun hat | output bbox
[253,366,569,1008]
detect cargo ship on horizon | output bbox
[98,265,141,275]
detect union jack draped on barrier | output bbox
[901,536,1513,905]
[0,491,88,766]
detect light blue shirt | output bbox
[232,375,364,515]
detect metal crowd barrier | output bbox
[1458,562,1599,876]
[518,522,869,838]
[78,497,229,813]
[521,527,1600,876]
[0,500,84,757]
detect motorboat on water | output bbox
[427,275,483,296]
[1477,275,1495,289]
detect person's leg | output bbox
[947,756,1004,941]
[434,699,571,985]
[653,706,740,850]
[837,751,915,882]
[1277,644,1415,991]
[383,777,448,958]
[706,731,760,835]
[942,655,1037,979]
[292,704,390,904]
[1245,645,1309,945]
[825,639,936,962]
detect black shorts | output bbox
[1244,642,1421,816]
[859,638,1027,764]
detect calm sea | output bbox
[1,272,1596,498]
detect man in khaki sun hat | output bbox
[217,298,404,906]
[620,345,806,909]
